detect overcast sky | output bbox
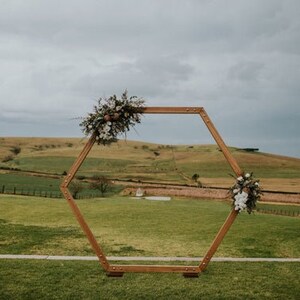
[0,0,299,158]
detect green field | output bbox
[0,194,300,299]
[1,260,299,300]
[1,137,300,193]
[1,138,300,299]
[1,195,299,257]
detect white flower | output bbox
[115,106,122,111]
[103,125,110,132]
[237,176,243,182]
[255,182,259,187]
[234,191,248,211]
[245,173,251,178]
[233,189,239,194]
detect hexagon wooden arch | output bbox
[60,107,243,277]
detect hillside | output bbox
[0,137,300,193]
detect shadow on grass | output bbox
[0,260,299,299]
[0,219,83,254]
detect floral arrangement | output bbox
[230,172,262,214]
[80,90,145,145]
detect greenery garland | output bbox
[80,90,145,145]
[230,172,262,214]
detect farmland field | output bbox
[1,135,299,299]
[1,195,299,257]
[0,194,300,299]
[1,137,300,193]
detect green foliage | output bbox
[1,155,14,163]
[80,90,145,145]
[89,175,111,196]
[69,180,84,199]
[10,145,21,155]
[192,173,200,181]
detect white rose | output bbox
[245,173,250,178]
[103,124,111,132]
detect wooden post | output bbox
[60,132,110,272]
[199,209,238,271]
[198,108,243,177]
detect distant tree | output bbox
[69,180,84,199]
[192,173,200,182]
[10,145,21,155]
[90,175,111,196]
[192,173,202,187]
[2,155,14,163]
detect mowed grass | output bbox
[0,173,61,194]
[1,195,299,258]
[1,195,300,299]
[0,260,299,300]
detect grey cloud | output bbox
[0,0,300,157]
[228,61,264,82]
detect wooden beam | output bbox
[60,133,109,271]
[108,264,200,274]
[142,107,203,114]
[198,108,243,177]
[199,209,238,271]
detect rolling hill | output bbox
[0,137,300,193]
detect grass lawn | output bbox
[1,195,299,258]
[0,173,61,195]
[0,260,299,300]
[1,195,300,299]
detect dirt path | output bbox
[118,181,300,204]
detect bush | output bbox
[2,155,14,163]
[90,175,111,196]
[10,146,21,155]
[153,151,160,156]
[69,180,84,199]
